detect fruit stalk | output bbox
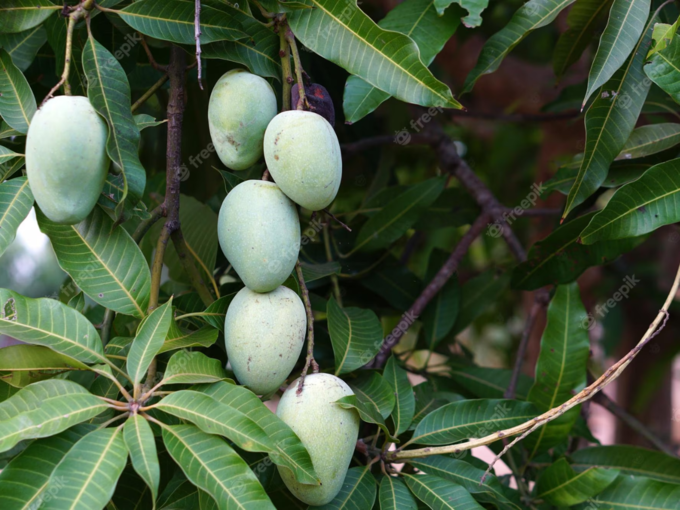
[278,17,293,111]
[296,261,319,394]
[285,26,308,110]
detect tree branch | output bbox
[194,0,203,90]
[296,261,319,394]
[278,17,293,112]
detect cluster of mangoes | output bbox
[210,70,358,506]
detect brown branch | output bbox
[140,36,168,73]
[194,0,203,90]
[285,26,307,110]
[296,261,319,394]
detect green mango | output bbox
[276,373,360,505]
[224,286,306,395]
[25,96,109,224]
[218,180,300,292]
[208,69,278,171]
[263,110,342,211]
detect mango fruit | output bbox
[276,373,360,505]
[218,180,300,292]
[208,69,278,170]
[263,110,342,211]
[224,286,306,395]
[26,96,109,224]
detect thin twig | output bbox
[194,0,203,90]
[296,261,318,394]
[140,36,167,72]
[278,17,293,112]
[285,26,307,110]
[131,74,169,113]
[132,203,166,243]
[324,208,352,232]
[43,10,81,104]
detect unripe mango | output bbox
[263,110,342,211]
[276,373,360,505]
[224,286,306,395]
[26,96,109,224]
[208,69,278,171]
[218,180,300,292]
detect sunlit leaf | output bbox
[536,457,618,506]
[0,25,47,71]
[0,48,36,134]
[379,476,417,510]
[0,177,33,259]
[403,473,484,510]
[316,466,376,510]
[0,1,60,34]
[571,445,680,484]
[161,350,228,385]
[384,356,415,437]
[124,415,160,508]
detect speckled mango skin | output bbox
[263,110,342,211]
[276,373,360,506]
[26,96,109,224]
[224,286,306,395]
[208,69,278,170]
[218,180,300,292]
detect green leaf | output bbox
[0,177,33,258]
[0,48,36,134]
[384,356,415,437]
[403,473,484,510]
[0,344,87,372]
[410,399,537,446]
[343,0,462,123]
[0,145,22,165]
[156,390,274,453]
[124,415,160,508]
[82,35,146,218]
[575,475,680,510]
[186,294,237,331]
[300,261,340,283]
[0,0,60,34]
[562,12,655,217]
[159,324,219,353]
[408,456,522,510]
[354,177,446,252]
[335,395,397,443]
[617,123,680,160]
[316,466,376,510]
[37,206,152,318]
[0,121,23,140]
[511,212,641,290]
[41,427,128,510]
[0,25,47,71]
[422,250,460,350]
[571,445,680,484]
[526,283,590,455]
[435,0,488,27]
[199,381,319,485]
[535,457,618,506]
[348,371,395,420]
[580,158,680,244]
[161,424,275,510]
[379,476,418,510]
[134,113,165,131]
[67,291,86,314]
[0,380,108,453]
[127,299,174,385]
[288,0,462,111]
[553,0,613,80]
[118,0,247,45]
[644,33,680,103]
[0,424,94,510]
[161,350,228,385]
[0,289,106,364]
[327,297,383,375]
[583,0,651,106]
[451,270,510,335]
[448,366,533,400]
[463,0,575,93]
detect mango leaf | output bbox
[0,289,106,364]
[535,457,618,506]
[0,344,88,374]
[354,177,446,252]
[0,1,60,34]
[403,473,484,510]
[379,476,418,510]
[41,427,128,510]
[343,0,462,123]
[562,11,655,217]
[162,424,275,509]
[124,415,160,508]
[0,121,23,140]
[159,324,219,354]
[0,424,94,510]
[571,445,680,484]
[111,468,155,510]
[335,395,397,443]
[161,351,228,385]
[410,399,537,446]
[348,371,395,420]
[288,0,462,111]
[82,35,146,218]
[134,113,165,131]
[553,0,613,80]
[384,356,415,437]
[317,466,376,510]
[410,381,461,430]
[525,283,590,456]
[0,157,25,182]
[327,297,383,375]
[448,366,533,400]
[644,34,680,103]
[0,145,22,165]
[463,0,575,93]
[156,390,274,453]
[451,270,510,335]
[0,49,36,134]
[511,212,642,291]
[422,250,460,350]
[575,475,680,510]
[360,265,422,312]
[580,158,680,244]
[0,25,47,71]
[199,381,319,485]
[434,0,488,27]
[0,380,108,453]
[617,123,680,160]
[0,177,33,258]
[157,476,199,509]
[37,207,152,318]
[408,456,522,510]
[127,299,174,385]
